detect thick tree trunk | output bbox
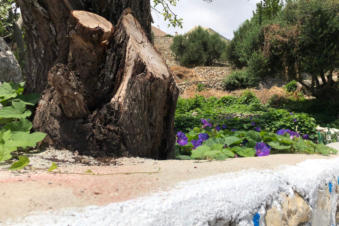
[16,0,152,94]
[17,1,178,159]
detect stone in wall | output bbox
[311,188,332,225]
[265,193,311,226]
[0,38,22,83]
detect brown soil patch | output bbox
[171,66,203,83]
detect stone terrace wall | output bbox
[176,66,233,93]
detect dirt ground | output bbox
[0,149,337,223]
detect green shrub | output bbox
[285,80,298,93]
[268,95,339,129]
[0,82,46,163]
[217,96,237,106]
[223,70,258,91]
[237,90,260,105]
[247,51,270,79]
[175,95,318,138]
[196,83,205,92]
[171,26,227,67]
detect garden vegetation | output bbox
[225,0,339,100]
[175,92,337,160]
[171,26,227,67]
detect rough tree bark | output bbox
[16,1,178,159]
[16,0,152,94]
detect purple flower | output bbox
[222,124,227,130]
[201,119,212,129]
[290,112,294,115]
[289,131,300,139]
[276,129,299,139]
[198,133,209,141]
[231,129,237,132]
[293,118,297,123]
[276,129,291,136]
[176,131,188,146]
[254,127,261,132]
[215,126,221,131]
[191,139,203,149]
[255,142,271,157]
[302,134,309,140]
[251,121,256,126]
[177,131,186,139]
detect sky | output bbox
[152,0,261,40]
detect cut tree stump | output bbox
[33,10,179,159]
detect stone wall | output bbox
[13,157,339,225]
[176,66,233,93]
[176,78,225,93]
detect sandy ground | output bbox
[0,150,338,223]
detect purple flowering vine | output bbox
[276,129,300,139]
[176,131,188,146]
[191,139,203,149]
[302,134,309,140]
[198,133,209,141]
[201,119,212,129]
[255,142,271,157]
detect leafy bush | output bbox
[268,95,339,129]
[175,94,318,138]
[228,0,339,99]
[247,51,270,79]
[0,0,19,39]
[196,83,205,92]
[0,82,46,162]
[171,26,227,67]
[175,121,336,161]
[285,80,298,93]
[223,70,258,91]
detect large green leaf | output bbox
[210,143,224,151]
[223,136,242,146]
[16,93,41,106]
[222,149,235,158]
[0,83,18,102]
[0,101,31,119]
[232,147,256,157]
[204,150,228,160]
[268,142,291,150]
[7,131,46,149]
[191,145,210,160]
[0,142,17,162]
[3,119,33,132]
[9,156,30,170]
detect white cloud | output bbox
[152,0,260,39]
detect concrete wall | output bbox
[10,157,339,226]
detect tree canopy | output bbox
[226,0,339,99]
[171,26,227,67]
